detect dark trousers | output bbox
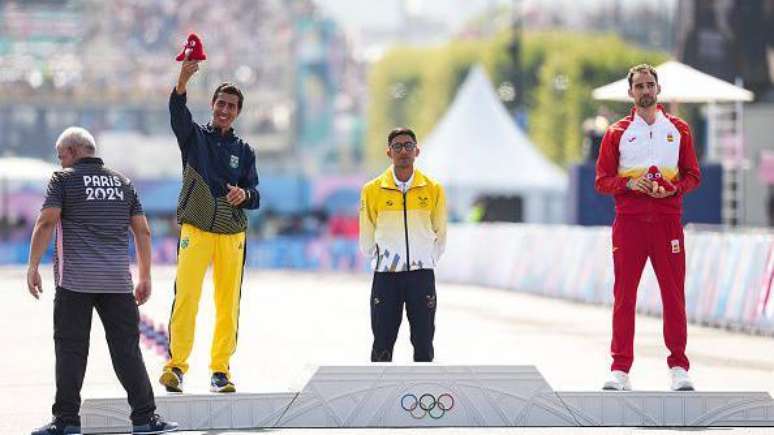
[53,287,156,426]
[370,269,436,362]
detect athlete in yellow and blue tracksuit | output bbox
[360,128,447,362]
[160,57,259,393]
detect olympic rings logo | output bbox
[400,393,455,419]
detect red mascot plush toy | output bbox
[175,33,207,61]
[646,165,675,192]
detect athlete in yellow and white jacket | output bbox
[359,166,446,272]
[359,128,446,362]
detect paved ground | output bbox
[3,266,773,434]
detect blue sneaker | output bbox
[31,420,81,435]
[132,414,178,434]
[210,372,236,393]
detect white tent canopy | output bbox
[419,65,566,223]
[592,60,754,103]
[420,65,566,192]
[0,157,59,181]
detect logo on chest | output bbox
[418,196,429,208]
[666,133,674,143]
[229,155,239,169]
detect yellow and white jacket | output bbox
[359,167,447,272]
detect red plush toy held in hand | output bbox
[175,33,207,61]
[646,165,675,192]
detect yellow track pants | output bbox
[164,223,246,376]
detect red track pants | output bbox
[610,214,689,373]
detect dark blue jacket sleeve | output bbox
[169,88,196,151]
[239,145,260,210]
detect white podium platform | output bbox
[80,365,774,433]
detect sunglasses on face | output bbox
[389,141,416,151]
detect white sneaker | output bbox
[602,370,632,391]
[670,367,694,391]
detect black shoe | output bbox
[210,372,236,393]
[159,367,183,393]
[31,420,81,435]
[132,414,178,434]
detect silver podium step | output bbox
[80,365,774,433]
[81,392,297,434]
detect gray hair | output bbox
[55,127,97,155]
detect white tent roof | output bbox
[419,65,566,192]
[592,60,754,103]
[0,157,59,181]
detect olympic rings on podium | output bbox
[400,393,454,419]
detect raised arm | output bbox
[169,58,201,148]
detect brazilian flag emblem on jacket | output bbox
[180,237,189,249]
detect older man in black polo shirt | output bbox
[26,127,177,435]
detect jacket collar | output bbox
[629,104,667,126]
[74,157,103,166]
[204,122,236,139]
[379,166,428,191]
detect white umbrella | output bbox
[592,60,754,103]
[0,157,59,181]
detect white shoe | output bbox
[670,367,694,391]
[602,370,632,391]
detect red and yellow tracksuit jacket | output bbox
[595,105,701,214]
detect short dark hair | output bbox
[627,64,658,88]
[212,82,244,111]
[387,127,416,145]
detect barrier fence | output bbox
[2,223,771,333]
[437,224,774,335]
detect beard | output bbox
[637,96,656,108]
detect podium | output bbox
[80,365,774,433]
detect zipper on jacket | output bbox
[375,244,381,271]
[402,190,410,271]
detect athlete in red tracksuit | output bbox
[595,64,701,391]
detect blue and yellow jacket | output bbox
[169,89,260,234]
[359,167,447,272]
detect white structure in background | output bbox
[0,156,60,221]
[592,60,754,226]
[419,65,567,224]
[97,132,180,178]
[0,157,59,182]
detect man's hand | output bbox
[647,181,678,199]
[27,265,42,299]
[626,174,653,194]
[226,183,247,206]
[134,279,151,306]
[175,57,200,95]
